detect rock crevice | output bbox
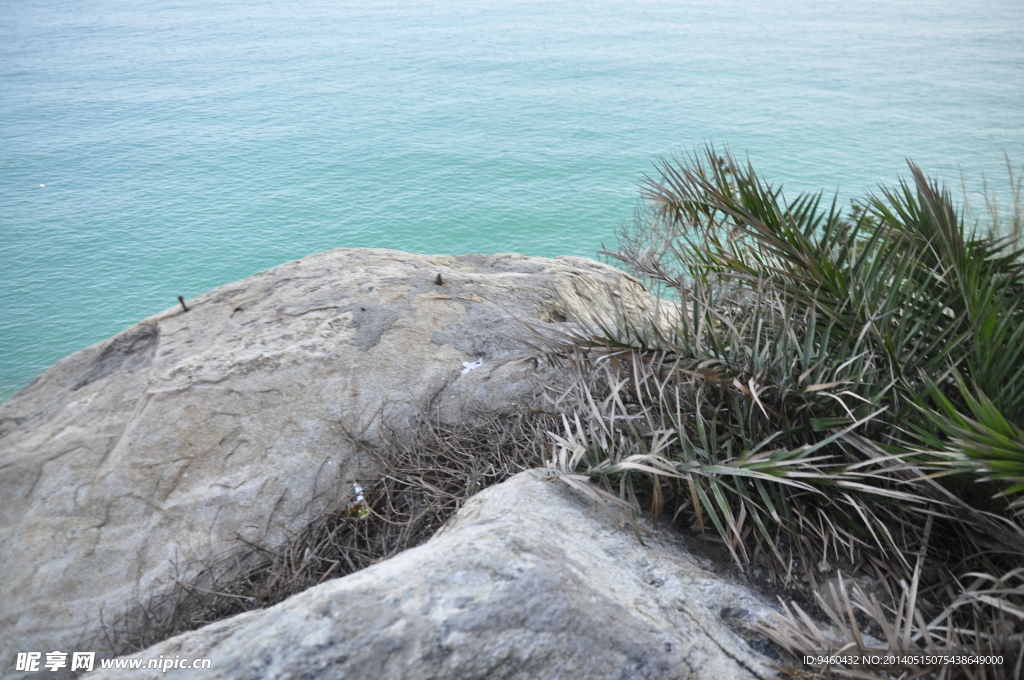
[93,471,779,680]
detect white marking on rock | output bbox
[461,358,484,375]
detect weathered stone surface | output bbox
[0,249,662,672]
[94,471,778,680]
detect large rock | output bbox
[0,249,662,673]
[93,471,778,680]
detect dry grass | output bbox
[91,410,556,657]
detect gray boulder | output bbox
[0,249,662,672]
[93,471,778,680]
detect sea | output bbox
[2,0,1022,402]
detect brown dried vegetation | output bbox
[92,411,555,657]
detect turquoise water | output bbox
[2,0,1022,402]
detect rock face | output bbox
[0,249,662,672]
[93,471,778,680]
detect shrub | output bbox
[537,148,1024,678]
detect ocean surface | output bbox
[2,0,1022,402]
